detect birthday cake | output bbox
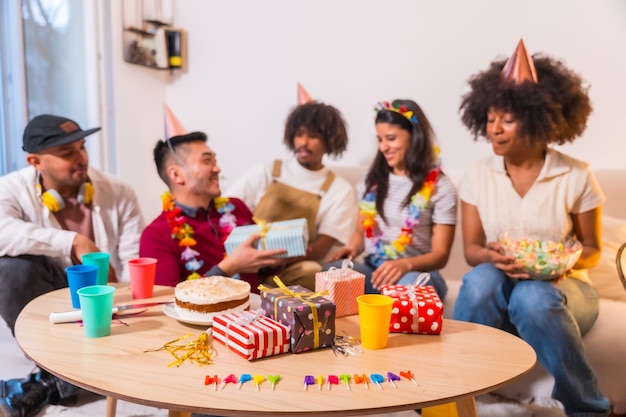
[174,276,251,321]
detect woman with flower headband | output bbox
[453,40,610,416]
[324,99,457,297]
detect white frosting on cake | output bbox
[175,276,250,304]
[174,276,251,321]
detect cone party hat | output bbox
[163,103,207,142]
[163,103,189,141]
[297,83,313,105]
[501,39,538,84]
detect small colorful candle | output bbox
[204,375,219,391]
[387,372,401,388]
[339,374,351,391]
[253,375,265,391]
[354,374,369,390]
[370,373,385,390]
[221,373,237,390]
[304,375,315,391]
[327,375,339,391]
[238,373,252,390]
[399,370,419,386]
[316,375,324,391]
[268,375,281,391]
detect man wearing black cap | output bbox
[0,114,144,417]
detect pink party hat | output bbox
[163,103,206,142]
[297,82,313,105]
[501,39,538,84]
[163,103,188,141]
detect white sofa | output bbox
[332,165,626,414]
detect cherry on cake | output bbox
[174,276,251,321]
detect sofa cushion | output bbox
[588,215,626,301]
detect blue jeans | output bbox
[322,257,448,301]
[453,263,610,417]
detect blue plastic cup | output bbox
[66,264,99,308]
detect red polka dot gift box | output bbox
[379,283,444,335]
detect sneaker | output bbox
[0,372,59,417]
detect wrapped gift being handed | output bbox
[315,258,364,317]
[259,276,335,353]
[379,273,444,335]
[213,310,290,360]
[223,218,308,259]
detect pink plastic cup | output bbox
[128,257,157,299]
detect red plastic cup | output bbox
[128,258,157,299]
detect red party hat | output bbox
[501,39,538,84]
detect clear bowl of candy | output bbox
[498,231,583,280]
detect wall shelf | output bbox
[122,0,185,72]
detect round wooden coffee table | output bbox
[15,285,536,417]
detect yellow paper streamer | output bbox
[145,333,216,367]
[258,276,329,349]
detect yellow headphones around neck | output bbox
[37,181,94,213]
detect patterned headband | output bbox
[374,101,418,124]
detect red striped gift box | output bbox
[213,311,290,360]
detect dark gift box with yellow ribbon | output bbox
[223,218,308,259]
[259,277,335,353]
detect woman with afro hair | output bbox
[453,40,611,416]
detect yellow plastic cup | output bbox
[356,294,394,349]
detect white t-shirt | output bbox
[358,172,458,257]
[226,157,357,245]
[459,148,605,282]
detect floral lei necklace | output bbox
[359,167,440,263]
[161,191,237,280]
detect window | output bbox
[0,0,101,175]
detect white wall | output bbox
[107,0,626,221]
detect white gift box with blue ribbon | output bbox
[224,218,309,258]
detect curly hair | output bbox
[365,99,437,223]
[153,132,207,186]
[283,102,348,157]
[459,54,592,145]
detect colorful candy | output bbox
[499,234,582,280]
